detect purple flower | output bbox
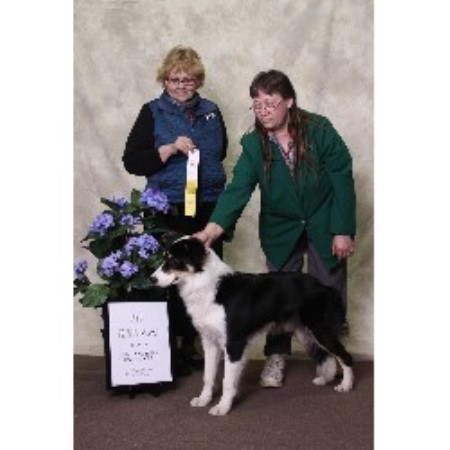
[74,260,88,280]
[99,251,122,277]
[140,187,169,213]
[119,261,139,279]
[124,234,160,257]
[90,213,114,236]
[137,234,160,253]
[120,214,140,227]
[112,196,128,208]
[124,237,140,255]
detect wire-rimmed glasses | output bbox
[166,77,196,86]
[250,100,284,114]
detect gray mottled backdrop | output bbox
[74,0,373,358]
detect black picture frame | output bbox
[101,288,176,398]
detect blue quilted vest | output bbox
[146,92,226,204]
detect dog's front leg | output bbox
[208,354,245,416]
[190,338,220,408]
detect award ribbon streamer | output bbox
[185,149,200,216]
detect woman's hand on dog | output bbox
[193,223,224,247]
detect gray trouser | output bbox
[264,236,347,356]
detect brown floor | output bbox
[74,355,373,449]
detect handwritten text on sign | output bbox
[108,302,172,386]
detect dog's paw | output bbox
[190,396,211,407]
[208,403,230,416]
[312,376,328,386]
[334,381,353,393]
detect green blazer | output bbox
[210,111,356,270]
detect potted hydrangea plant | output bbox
[74,186,180,395]
[74,186,171,308]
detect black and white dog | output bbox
[150,237,354,416]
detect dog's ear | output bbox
[184,237,208,272]
[161,231,185,249]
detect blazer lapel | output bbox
[270,142,304,214]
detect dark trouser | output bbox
[161,202,223,347]
[264,234,347,356]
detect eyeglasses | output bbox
[166,77,196,86]
[251,100,283,113]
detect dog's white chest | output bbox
[187,300,226,345]
[177,260,231,346]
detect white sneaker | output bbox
[260,354,286,388]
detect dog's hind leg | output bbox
[332,354,354,393]
[294,329,338,385]
[313,353,338,386]
[302,327,354,393]
[191,337,221,408]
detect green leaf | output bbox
[131,189,141,205]
[74,279,90,296]
[80,284,110,308]
[74,286,83,296]
[123,203,140,215]
[81,230,98,242]
[74,278,90,288]
[141,216,156,229]
[107,286,128,300]
[107,227,129,240]
[109,278,126,290]
[128,273,151,290]
[148,253,164,269]
[100,198,121,211]
[88,238,113,259]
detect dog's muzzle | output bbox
[150,268,179,288]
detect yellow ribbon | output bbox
[185,150,200,216]
[185,180,198,217]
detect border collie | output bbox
[150,237,353,416]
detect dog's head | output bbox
[150,236,209,287]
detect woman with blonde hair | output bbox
[123,46,228,376]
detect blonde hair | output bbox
[156,46,205,88]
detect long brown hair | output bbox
[250,70,310,178]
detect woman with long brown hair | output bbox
[195,69,356,388]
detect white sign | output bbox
[107,302,172,386]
